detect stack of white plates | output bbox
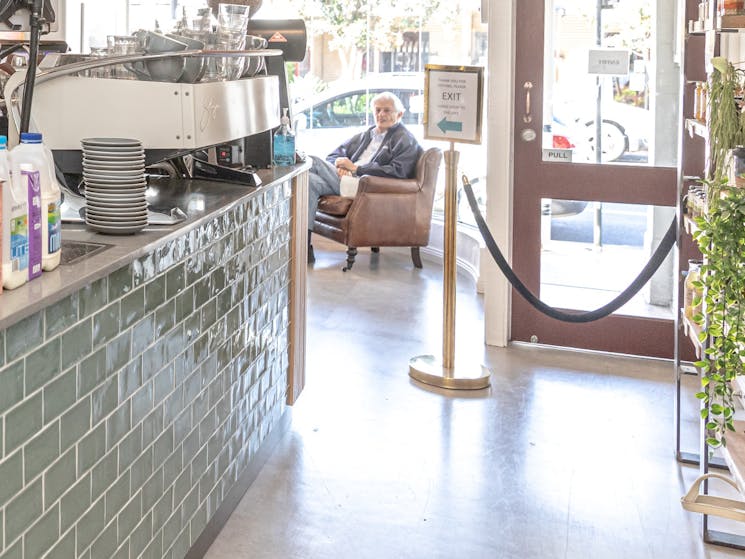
[81,138,147,234]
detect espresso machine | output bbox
[1,13,307,223]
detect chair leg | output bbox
[371,247,380,253]
[343,247,358,272]
[411,247,423,268]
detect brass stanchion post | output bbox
[408,142,491,390]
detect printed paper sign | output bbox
[587,49,630,76]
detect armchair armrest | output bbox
[357,175,421,194]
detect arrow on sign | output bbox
[437,117,463,134]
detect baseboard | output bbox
[185,408,292,559]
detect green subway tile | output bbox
[24,420,60,482]
[104,471,130,524]
[118,424,142,473]
[0,538,21,559]
[211,267,226,296]
[163,448,184,490]
[61,319,92,370]
[60,397,91,451]
[79,277,108,319]
[0,361,24,414]
[142,341,166,380]
[142,468,164,516]
[5,477,42,544]
[153,366,174,405]
[142,407,163,450]
[169,526,191,559]
[190,502,208,546]
[106,400,131,451]
[174,286,194,325]
[131,447,153,489]
[145,275,166,314]
[60,473,91,532]
[120,287,145,329]
[45,528,76,559]
[45,293,79,338]
[154,300,175,339]
[132,382,153,426]
[79,347,106,397]
[108,265,133,301]
[193,276,210,309]
[90,519,117,559]
[111,541,129,559]
[0,450,22,506]
[140,529,162,559]
[162,510,181,552]
[23,503,59,559]
[91,377,118,426]
[93,303,121,349]
[75,495,104,555]
[26,338,61,394]
[78,422,106,475]
[5,311,43,363]
[166,263,186,299]
[201,299,217,332]
[118,357,143,402]
[131,314,155,357]
[0,330,4,367]
[90,450,117,502]
[185,254,204,286]
[44,447,76,507]
[153,426,174,466]
[5,391,42,454]
[44,366,77,423]
[106,331,131,373]
[164,327,183,365]
[117,492,142,544]
[130,511,152,558]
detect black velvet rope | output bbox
[462,178,677,323]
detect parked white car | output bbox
[291,73,487,184]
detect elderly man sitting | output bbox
[306,91,423,263]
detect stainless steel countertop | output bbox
[0,163,310,332]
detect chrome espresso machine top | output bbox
[1,17,307,223]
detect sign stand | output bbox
[408,65,490,390]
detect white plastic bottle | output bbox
[1,135,28,290]
[10,132,61,271]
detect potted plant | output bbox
[693,57,745,447]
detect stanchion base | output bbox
[409,354,491,390]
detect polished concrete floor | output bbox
[204,239,745,559]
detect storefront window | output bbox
[106,0,487,224]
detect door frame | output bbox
[507,0,678,358]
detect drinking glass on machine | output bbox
[216,4,250,80]
[217,3,251,30]
[107,35,139,79]
[88,46,111,78]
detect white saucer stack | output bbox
[81,138,147,234]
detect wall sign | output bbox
[424,64,484,145]
[587,49,630,76]
[543,148,572,163]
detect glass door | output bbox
[512,0,679,358]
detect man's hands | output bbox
[334,157,357,177]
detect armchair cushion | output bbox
[317,195,354,217]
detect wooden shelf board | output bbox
[722,419,745,495]
[717,14,745,30]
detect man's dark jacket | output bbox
[325,122,423,179]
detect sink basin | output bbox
[60,240,112,266]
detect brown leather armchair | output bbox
[312,147,442,271]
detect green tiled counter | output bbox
[0,165,308,559]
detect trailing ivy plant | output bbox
[693,179,745,448]
[692,57,745,448]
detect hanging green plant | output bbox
[693,177,745,448]
[708,57,745,181]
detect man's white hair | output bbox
[371,91,405,113]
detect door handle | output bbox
[523,81,533,123]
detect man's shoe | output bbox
[308,244,315,264]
